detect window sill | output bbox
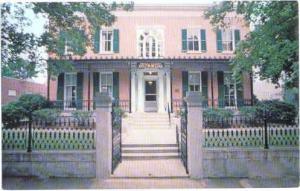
[186,51,206,54]
[99,52,115,55]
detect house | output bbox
[1,76,52,105]
[48,5,253,112]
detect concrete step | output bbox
[122,144,178,147]
[122,155,180,160]
[123,149,179,153]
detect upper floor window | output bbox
[64,40,73,55]
[187,29,200,52]
[101,30,113,52]
[137,28,164,58]
[182,28,206,52]
[221,29,233,52]
[217,29,240,53]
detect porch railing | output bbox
[49,99,130,112]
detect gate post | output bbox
[95,92,112,178]
[185,92,203,179]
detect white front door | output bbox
[144,79,158,112]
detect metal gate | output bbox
[180,100,188,173]
[111,101,122,174]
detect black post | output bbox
[27,116,32,152]
[263,108,269,149]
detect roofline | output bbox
[125,4,213,11]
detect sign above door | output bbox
[138,63,163,69]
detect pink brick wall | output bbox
[2,77,48,105]
[119,69,130,101]
[172,69,182,100]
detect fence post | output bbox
[95,92,112,178]
[185,92,203,179]
[27,116,32,152]
[263,108,269,149]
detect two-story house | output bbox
[49,5,253,113]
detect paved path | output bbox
[2,176,299,189]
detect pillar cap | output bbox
[95,92,112,108]
[185,91,202,107]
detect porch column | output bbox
[130,70,136,112]
[137,71,144,112]
[185,91,203,179]
[166,66,171,111]
[95,92,112,178]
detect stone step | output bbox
[122,155,180,160]
[122,149,179,154]
[122,143,178,148]
[122,146,178,151]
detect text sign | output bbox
[138,63,163,69]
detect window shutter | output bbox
[182,71,189,97]
[216,29,223,52]
[217,71,225,107]
[200,29,207,51]
[234,29,241,47]
[113,29,119,53]
[93,72,99,98]
[76,72,83,109]
[236,76,244,107]
[57,73,64,104]
[113,72,119,100]
[93,26,100,53]
[181,29,187,52]
[201,71,208,107]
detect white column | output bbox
[137,71,144,112]
[131,71,136,112]
[158,70,165,113]
[166,69,171,110]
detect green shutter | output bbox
[113,72,119,100]
[201,71,208,107]
[217,71,225,107]
[57,73,64,108]
[113,29,119,53]
[76,72,83,109]
[182,71,189,98]
[182,29,187,52]
[93,72,99,98]
[93,26,100,53]
[216,29,223,52]
[236,76,244,107]
[200,29,207,51]
[234,29,241,47]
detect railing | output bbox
[111,100,122,174]
[172,99,253,113]
[49,99,130,112]
[2,116,96,151]
[203,115,299,148]
[180,100,188,173]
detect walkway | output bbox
[3,176,298,189]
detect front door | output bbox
[144,80,157,112]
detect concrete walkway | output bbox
[2,176,299,189]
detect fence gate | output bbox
[180,100,188,173]
[111,102,122,174]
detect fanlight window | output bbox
[138,29,163,58]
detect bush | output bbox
[32,108,61,121]
[255,100,297,124]
[203,108,234,119]
[71,110,93,121]
[239,106,258,118]
[18,94,48,116]
[2,101,26,126]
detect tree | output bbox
[1,2,134,79]
[205,1,298,89]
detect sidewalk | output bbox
[2,176,299,189]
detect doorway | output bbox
[144,80,158,112]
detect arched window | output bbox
[138,29,163,58]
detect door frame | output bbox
[144,78,159,112]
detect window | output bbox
[65,73,77,108]
[8,90,16,96]
[64,40,73,55]
[187,29,200,52]
[189,72,201,92]
[138,28,163,58]
[224,72,237,107]
[101,30,113,52]
[100,73,113,96]
[221,29,233,52]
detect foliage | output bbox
[113,107,126,118]
[2,101,26,126]
[71,110,93,121]
[205,1,298,89]
[1,2,134,79]
[203,108,234,119]
[32,108,61,121]
[17,94,48,117]
[255,100,297,124]
[239,106,257,118]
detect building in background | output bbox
[48,5,254,112]
[1,76,55,105]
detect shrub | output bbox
[71,110,93,121]
[18,94,48,116]
[2,101,26,126]
[32,108,61,121]
[255,100,297,124]
[239,106,258,118]
[203,108,234,119]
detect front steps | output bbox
[125,113,171,129]
[122,143,180,160]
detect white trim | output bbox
[64,72,77,110]
[186,28,206,53]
